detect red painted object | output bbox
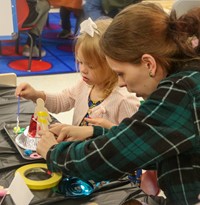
[28,115,37,138]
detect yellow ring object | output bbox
[16,163,62,190]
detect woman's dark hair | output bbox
[100,2,200,74]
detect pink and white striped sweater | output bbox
[44,80,141,126]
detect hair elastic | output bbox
[80,17,100,37]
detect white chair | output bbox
[0,73,17,87]
[172,0,200,17]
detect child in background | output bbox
[15,18,141,129]
[58,6,81,38]
[22,0,50,57]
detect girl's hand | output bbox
[84,117,116,129]
[49,123,68,136]
[15,83,45,102]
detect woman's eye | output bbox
[88,65,94,69]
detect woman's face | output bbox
[106,56,161,99]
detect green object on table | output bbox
[18,127,25,134]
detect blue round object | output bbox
[24,149,33,156]
[58,177,94,197]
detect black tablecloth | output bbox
[0,86,146,205]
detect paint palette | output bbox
[15,126,40,151]
[4,121,43,161]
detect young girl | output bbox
[15,18,141,129]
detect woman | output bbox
[37,3,200,205]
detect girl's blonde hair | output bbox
[75,18,118,99]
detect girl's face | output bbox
[105,56,161,99]
[77,47,108,86]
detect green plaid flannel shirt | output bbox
[47,70,200,205]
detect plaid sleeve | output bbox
[46,71,200,204]
[47,78,194,176]
[93,126,109,137]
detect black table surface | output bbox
[0,86,142,205]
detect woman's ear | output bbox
[141,54,157,77]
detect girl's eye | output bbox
[77,60,83,65]
[117,73,123,77]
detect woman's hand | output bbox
[49,124,94,142]
[36,130,58,159]
[49,123,68,136]
[37,125,94,158]
[84,117,116,129]
[15,82,45,102]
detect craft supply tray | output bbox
[4,121,43,161]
